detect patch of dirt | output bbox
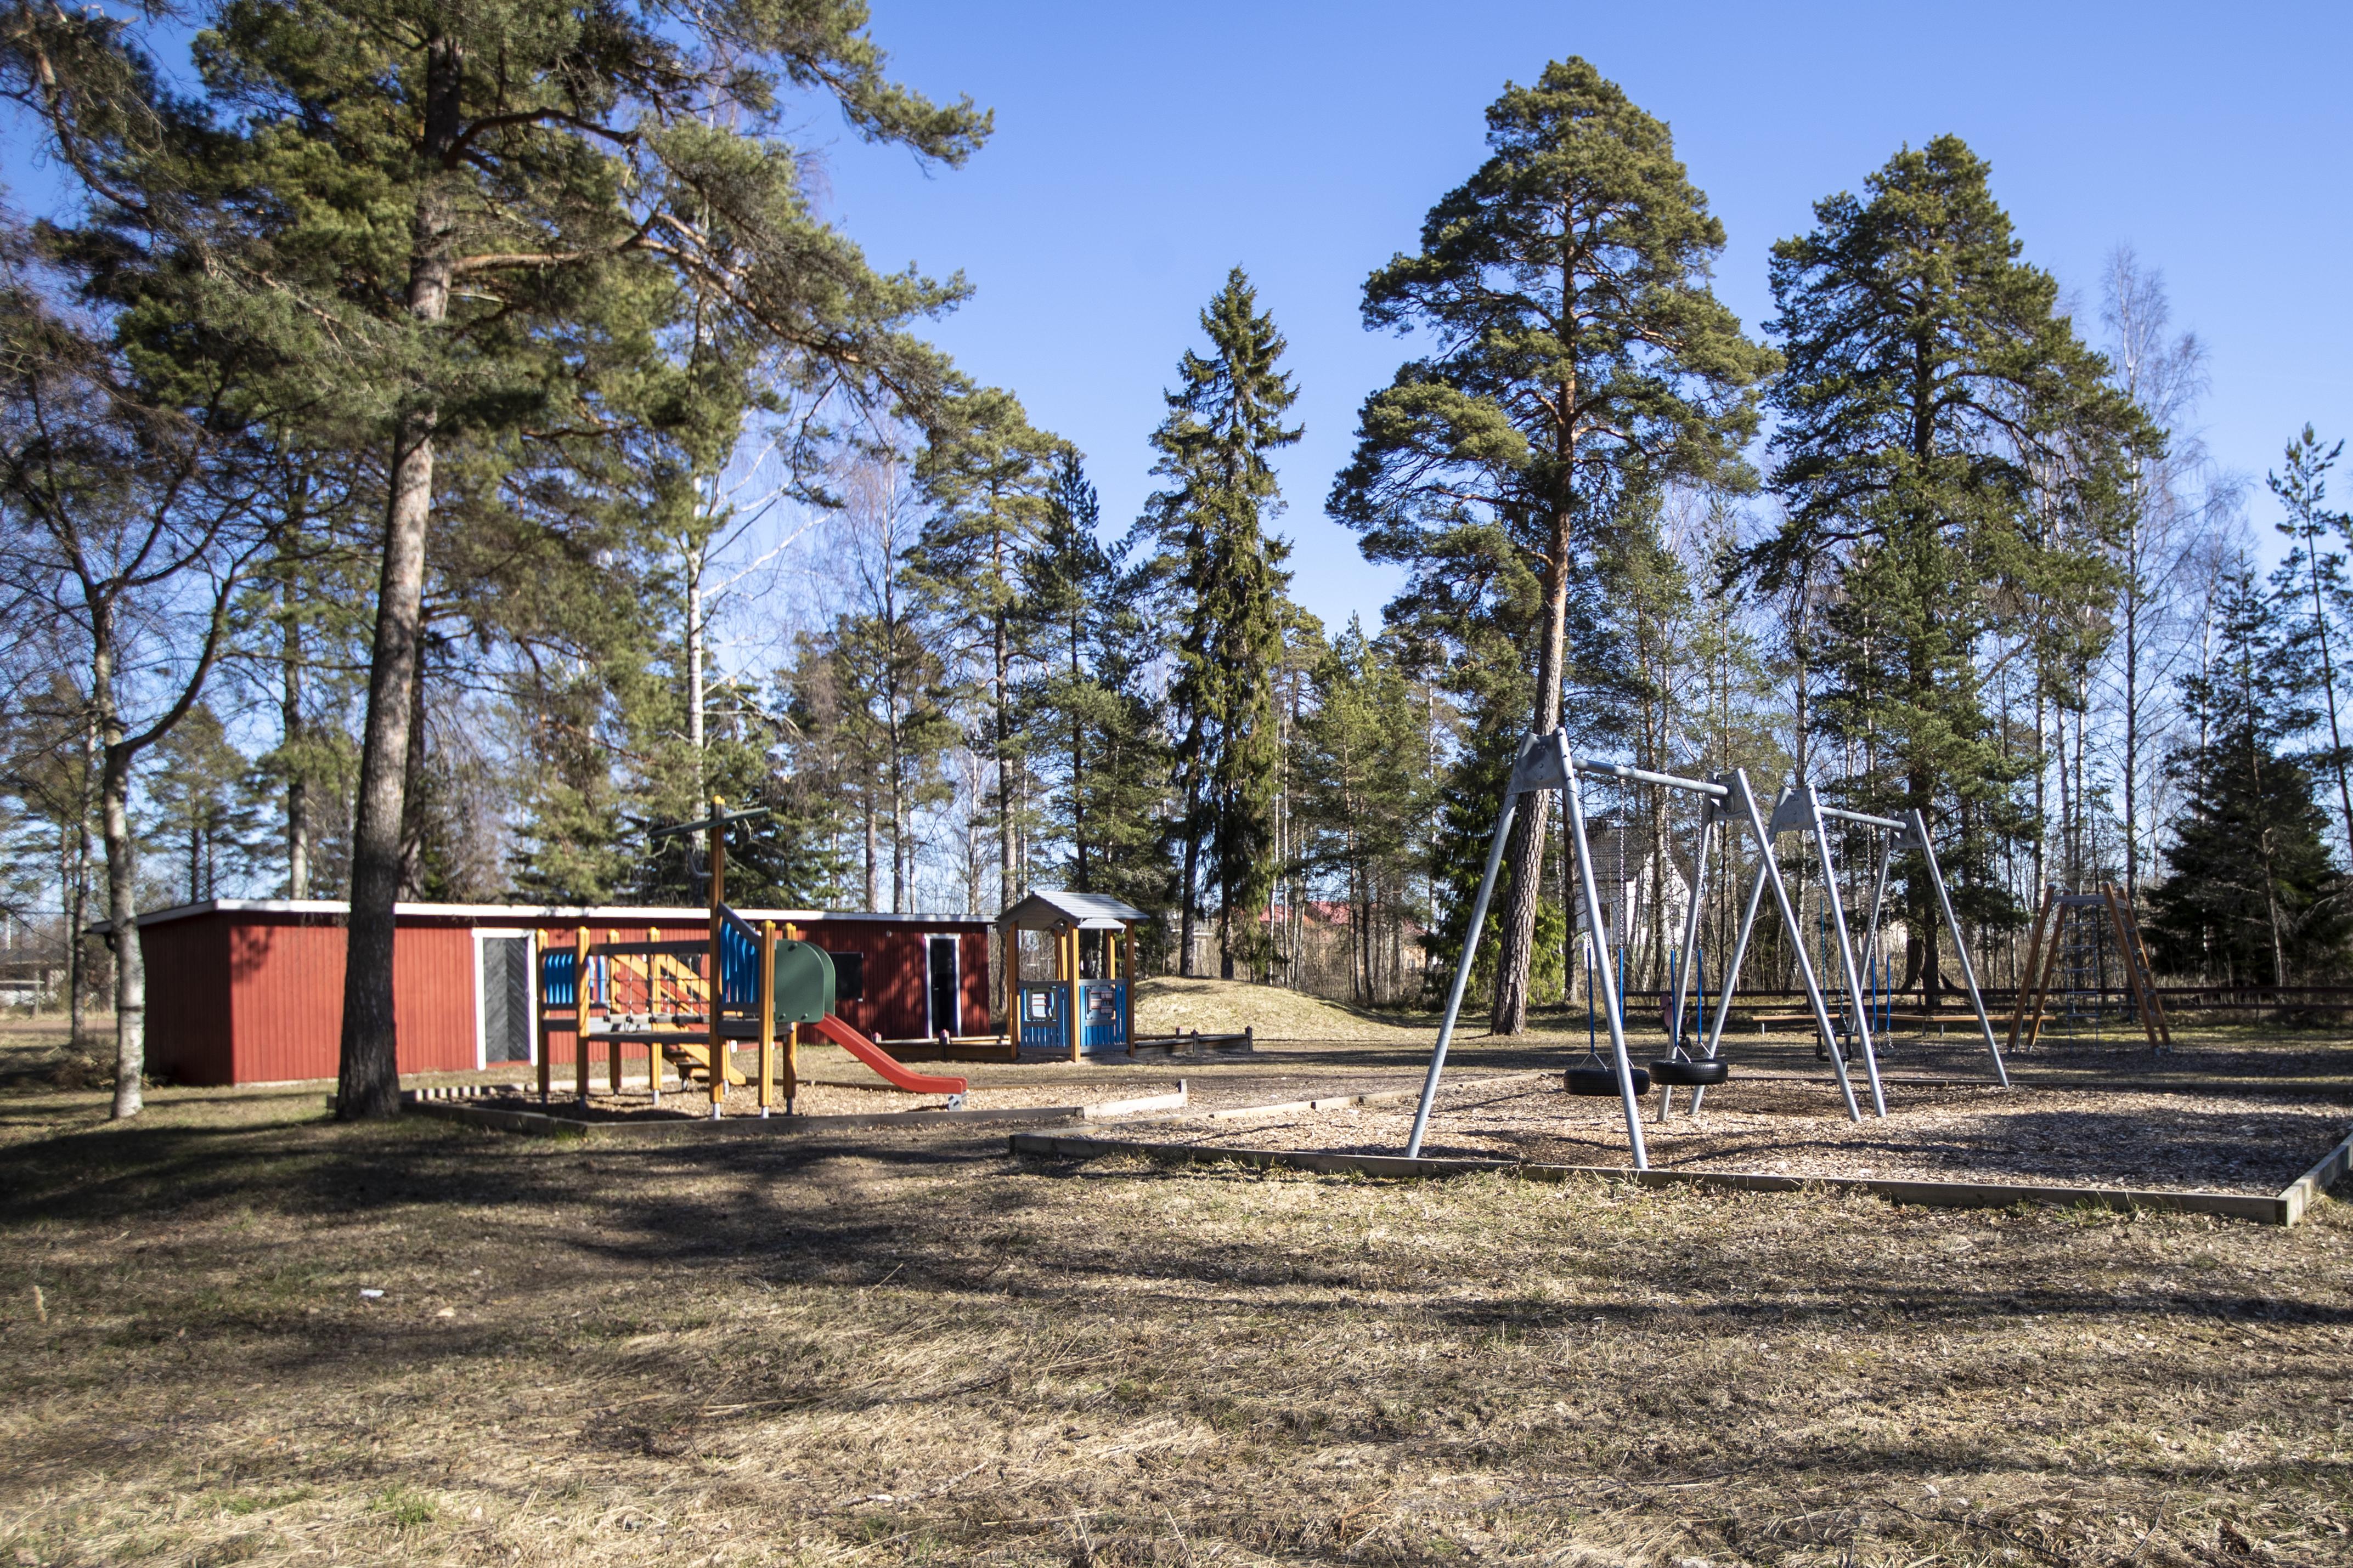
[1147,1078,2353,1193]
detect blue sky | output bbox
[4,3,2343,636]
[822,0,2353,631]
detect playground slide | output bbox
[807,1013,970,1096]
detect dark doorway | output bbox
[481,937,533,1063]
[926,936,960,1038]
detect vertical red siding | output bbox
[961,930,990,1035]
[139,904,991,1084]
[142,913,234,1086]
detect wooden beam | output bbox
[575,924,592,1103]
[758,919,777,1114]
[1065,923,1081,1065]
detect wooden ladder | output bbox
[2101,881,2173,1051]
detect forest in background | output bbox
[3,11,2349,1117]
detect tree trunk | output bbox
[67,711,94,1052]
[336,30,463,1122]
[283,585,310,898]
[101,742,143,1119]
[90,613,145,1118]
[994,608,1016,908]
[1491,512,1571,1033]
[1178,771,1200,977]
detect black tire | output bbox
[1649,1056,1729,1087]
[1565,1063,1651,1097]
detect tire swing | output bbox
[1652,791,1730,1094]
[1651,944,1727,1087]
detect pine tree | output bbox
[145,0,988,1118]
[2147,563,2353,983]
[143,705,264,904]
[909,387,1068,908]
[1293,619,1435,1004]
[1330,59,1774,1031]
[1751,135,2152,1003]
[1019,450,1170,909]
[1140,268,1300,980]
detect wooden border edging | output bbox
[1007,1131,2302,1225]
[2279,1127,2353,1226]
[408,1084,1189,1139]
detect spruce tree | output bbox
[2147,563,2353,983]
[1751,135,2151,1003]
[1140,268,1299,979]
[1330,58,1773,1031]
[2269,427,2353,860]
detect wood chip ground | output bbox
[1148,1078,2353,1193]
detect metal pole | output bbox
[1688,828,1767,1116]
[1404,792,1520,1158]
[1564,758,1648,1169]
[1733,774,1864,1122]
[1810,801,1886,1117]
[1660,814,1716,1122]
[1914,808,2009,1087]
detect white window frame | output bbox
[925,934,960,1038]
[472,927,538,1069]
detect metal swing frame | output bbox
[1405,732,2012,1168]
[1763,788,2009,1096]
[1407,731,1858,1168]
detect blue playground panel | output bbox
[1021,981,1128,1052]
[538,947,577,1008]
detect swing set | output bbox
[1406,730,2008,1169]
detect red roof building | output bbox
[120,899,991,1086]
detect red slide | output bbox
[808,1013,970,1096]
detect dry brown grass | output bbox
[3,1034,2352,1566]
[1134,978,1429,1043]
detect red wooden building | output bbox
[123,899,992,1087]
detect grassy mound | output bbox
[1132,976,1428,1041]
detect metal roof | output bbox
[88,898,990,936]
[999,890,1149,930]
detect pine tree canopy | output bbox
[1330,56,1770,1031]
[1748,134,2157,995]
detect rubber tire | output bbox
[1649,1056,1729,1087]
[1565,1063,1651,1097]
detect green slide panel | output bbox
[771,941,836,1025]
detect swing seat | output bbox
[1649,1056,1729,1087]
[1565,1063,1651,1096]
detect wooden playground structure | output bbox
[2006,881,2173,1052]
[532,800,967,1117]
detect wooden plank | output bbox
[1007,1132,2294,1225]
[574,925,591,1103]
[757,920,777,1114]
[2278,1127,2353,1226]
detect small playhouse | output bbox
[996,890,1147,1058]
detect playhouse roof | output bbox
[999,890,1148,930]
